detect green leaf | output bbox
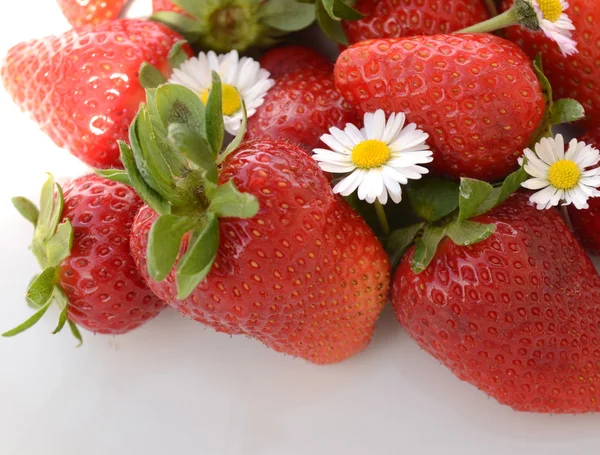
[489,165,529,209]
[176,214,220,299]
[147,214,196,282]
[387,223,425,269]
[531,54,553,141]
[95,169,132,186]
[45,220,73,267]
[139,62,167,89]
[26,266,57,307]
[205,71,225,157]
[52,287,69,334]
[411,226,446,274]
[12,196,39,225]
[551,99,585,125]
[261,0,316,31]
[119,141,170,215]
[150,12,203,37]
[320,0,363,20]
[210,180,259,219]
[407,178,459,222]
[68,320,83,346]
[155,83,206,137]
[458,178,494,221]
[36,175,63,244]
[2,298,52,337]
[218,97,247,165]
[446,220,496,246]
[168,123,217,183]
[316,1,349,45]
[168,40,190,69]
[170,0,202,17]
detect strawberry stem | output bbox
[374,201,390,237]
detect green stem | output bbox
[483,0,499,17]
[455,7,519,34]
[374,201,391,237]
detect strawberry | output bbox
[334,34,546,181]
[1,19,190,169]
[107,76,390,364]
[57,0,126,27]
[5,174,165,342]
[259,45,332,79]
[500,0,600,129]
[246,69,360,153]
[152,0,186,15]
[342,0,490,44]
[392,192,600,413]
[567,127,600,255]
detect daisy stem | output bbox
[374,201,391,237]
[455,7,519,34]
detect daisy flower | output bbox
[530,0,577,56]
[521,134,600,210]
[168,50,275,135]
[312,110,433,205]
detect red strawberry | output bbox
[5,174,165,341]
[1,19,190,169]
[334,34,546,181]
[392,192,600,413]
[57,0,125,27]
[259,46,332,79]
[500,0,600,129]
[567,127,600,255]
[130,140,390,364]
[152,0,187,15]
[246,69,360,153]
[343,0,489,44]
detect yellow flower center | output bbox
[200,83,242,116]
[547,159,581,190]
[537,0,563,23]
[351,139,392,169]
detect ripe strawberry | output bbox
[152,0,188,16]
[392,192,600,413]
[5,174,165,341]
[334,34,546,181]
[131,140,390,364]
[1,19,190,169]
[246,69,360,153]
[112,78,390,364]
[57,0,125,27]
[259,46,332,79]
[343,0,489,44]
[500,0,600,129]
[567,127,600,255]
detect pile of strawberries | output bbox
[3,0,600,415]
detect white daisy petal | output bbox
[334,169,365,196]
[522,177,551,190]
[531,0,578,56]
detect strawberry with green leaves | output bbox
[334,34,584,181]
[5,175,165,343]
[104,74,390,364]
[1,19,190,169]
[57,0,126,27]
[342,0,490,44]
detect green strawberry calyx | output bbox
[313,0,363,45]
[98,72,258,300]
[4,175,83,344]
[151,0,317,52]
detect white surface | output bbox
[1,2,600,455]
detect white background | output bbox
[1,1,599,454]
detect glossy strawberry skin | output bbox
[130,140,390,364]
[57,0,125,27]
[59,175,165,335]
[246,70,360,153]
[343,0,489,44]
[567,127,600,255]
[1,19,189,169]
[259,46,332,79]
[335,34,545,181]
[392,193,600,413]
[501,0,600,129]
